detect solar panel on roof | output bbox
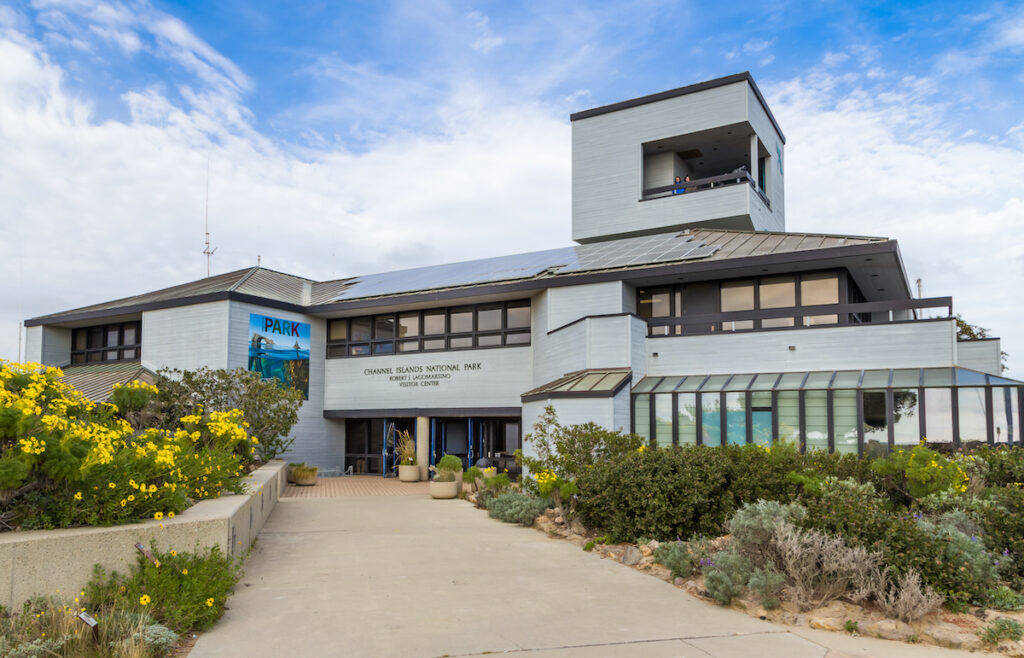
[329,230,720,301]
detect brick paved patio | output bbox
[282,475,431,498]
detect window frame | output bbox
[70,321,142,364]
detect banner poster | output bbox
[247,313,311,399]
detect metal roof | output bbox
[59,361,156,403]
[27,229,890,325]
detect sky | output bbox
[0,0,1023,375]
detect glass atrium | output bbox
[632,368,1022,455]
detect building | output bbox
[23,72,1021,473]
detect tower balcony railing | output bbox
[645,296,953,337]
[642,169,771,209]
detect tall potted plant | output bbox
[395,430,419,482]
[430,454,463,499]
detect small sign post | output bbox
[78,610,99,642]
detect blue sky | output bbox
[1,0,1023,374]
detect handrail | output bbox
[646,296,953,328]
[642,170,755,197]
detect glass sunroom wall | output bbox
[725,392,746,445]
[805,391,828,452]
[655,393,673,447]
[833,389,859,454]
[750,391,772,446]
[678,393,698,444]
[924,388,955,443]
[634,395,651,442]
[701,394,722,445]
[959,387,988,446]
[992,387,1014,445]
[892,389,922,446]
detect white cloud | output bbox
[466,11,504,54]
[0,28,570,364]
[770,70,1024,376]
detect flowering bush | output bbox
[870,442,969,501]
[85,544,242,634]
[0,361,254,530]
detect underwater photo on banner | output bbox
[248,313,310,399]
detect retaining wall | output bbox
[0,460,286,608]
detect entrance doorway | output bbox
[430,417,521,476]
[345,418,415,476]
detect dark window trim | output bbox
[326,300,532,359]
[71,321,141,365]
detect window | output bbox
[71,321,141,364]
[638,288,673,336]
[801,272,839,325]
[720,281,754,331]
[759,277,796,328]
[327,300,532,358]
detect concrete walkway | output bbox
[189,496,979,658]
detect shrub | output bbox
[436,454,462,474]
[974,486,1024,588]
[747,566,785,609]
[395,430,416,466]
[727,500,807,565]
[0,361,252,531]
[154,367,303,462]
[870,444,969,502]
[483,473,510,491]
[986,586,1024,611]
[86,544,242,634]
[433,470,455,483]
[653,541,695,579]
[521,405,644,487]
[844,620,859,634]
[464,466,482,483]
[576,446,738,542]
[981,617,1024,647]
[973,445,1024,488]
[487,493,549,525]
[876,569,943,622]
[704,548,752,605]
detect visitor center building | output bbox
[23,72,1020,474]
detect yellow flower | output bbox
[168,511,175,519]
[139,594,151,606]
[73,492,82,501]
[128,495,135,502]
[170,550,177,556]
[182,569,188,575]
[154,512,163,520]
[108,482,116,489]
[154,560,160,568]
[120,499,126,507]
[205,597,215,607]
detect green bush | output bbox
[86,544,242,634]
[521,405,644,488]
[483,473,510,491]
[154,367,303,462]
[653,541,694,579]
[727,500,807,563]
[464,466,482,483]
[870,444,969,501]
[703,548,752,605]
[981,617,1023,646]
[747,566,785,609]
[436,454,462,473]
[974,486,1024,587]
[987,586,1024,611]
[973,446,1024,487]
[487,493,550,525]
[799,478,1000,607]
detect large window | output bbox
[639,271,847,336]
[327,300,531,358]
[632,368,1023,456]
[71,321,141,364]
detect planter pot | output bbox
[430,480,459,499]
[398,465,419,482]
[292,466,318,486]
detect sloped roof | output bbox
[28,228,892,324]
[26,267,313,326]
[59,361,156,403]
[521,368,633,402]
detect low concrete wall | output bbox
[0,461,286,609]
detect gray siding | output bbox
[226,302,343,473]
[141,301,230,372]
[41,327,72,367]
[547,281,624,331]
[324,346,532,411]
[23,326,41,364]
[956,340,1002,375]
[647,320,958,375]
[572,79,783,242]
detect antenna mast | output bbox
[202,159,217,277]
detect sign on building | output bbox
[248,314,310,399]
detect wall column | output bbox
[749,134,759,188]
[416,416,430,480]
